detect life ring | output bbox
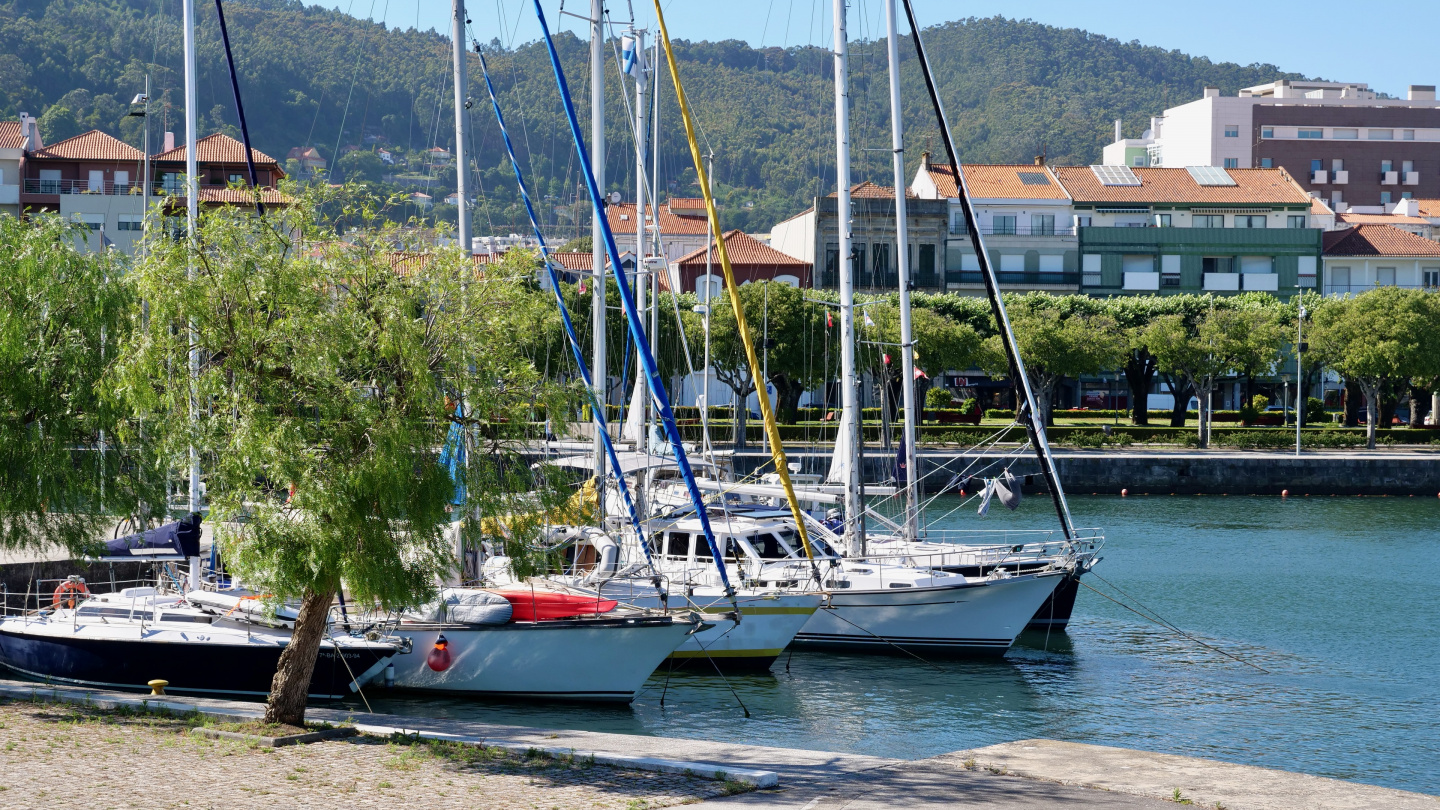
[52,580,90,610]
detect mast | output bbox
[701,150,714,457]
[183,0,201,587]
[452,0,471,254]
[885,0,919,542]
[899,0,1075,539]
[831,0,863,555]
[590,0,607,497]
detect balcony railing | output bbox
[950,225,1075,236]
[1325,282,1439,296]
[24,179,143,196]
[946,271,1081,286]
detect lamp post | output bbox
[1296,298,1307,456]
[1281,373,1290,426]
[127,80,149,237]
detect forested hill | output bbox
[0,0,1309,233]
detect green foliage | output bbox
[334,150,385,184]
[926,387,955,410]
[0,214,160,554]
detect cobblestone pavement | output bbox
[0,699,736,809]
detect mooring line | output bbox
[1077,580,1269,673]
[819,605,945,672]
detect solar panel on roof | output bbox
[1090,165,1142,186]
[1017,171,1051,186]
[1185,166,1238,186]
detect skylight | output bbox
[1090,165,1142,186]
[1017,171,1051,186]
[1186,166,1239,186]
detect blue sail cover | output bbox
[100,519,195,559]
[440,401,467,507]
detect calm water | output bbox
[358,495,1440,795]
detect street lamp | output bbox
[126,82,150,235]
[1280,373,1290,426]
[1295,298,1307,456]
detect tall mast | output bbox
[183,0,202,587]
[590,0,607,496]
[452,0,471,254]
[832,0,863,555]
[885,0,918,542]
[633,29,649,458]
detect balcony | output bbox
[1204,273,1241,291]
[1381,171,1399,186]
[1404,171,1421,185]
[951,225,1075,237]
[24,179,141,196]
[1242,273,1279,291]
[1123,271,1160,290]
[947,271,1081,287]
[1311,170,1328,184]
[1332,170,1348,185]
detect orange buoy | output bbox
[426,634,453,672]
[1281,489,1289,498]
[52,579,90,610]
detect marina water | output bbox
[362,494,1440,795]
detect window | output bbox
[918,244,936,285]
[1329,267,1350,292]
[1403,129,1416,141]
[1381,160,1393,173]
[1261,127,1274,139]
[1333,159,1345,172]
[1403,192,1414,199]
[1298,129,1323,139]
[117,215,143,232]
[1403,160,1415,173]
[1224,125,1239,138]
[226,173,245,185]
[87,170,104,192]
[1223,158,1239,169]
[851,243,867,285]
[1260,158,1273,168]
[992,215,1017,235]
[1161,254,1181,286]
[1288,215,1307,228]
[1240,256,1273,274]
[1154,214,1172,227]
[949,210,967,235]
[1031,214,1055,235]
[1192,214,1225,228]
[1075,215,1092,228]
[1331,191,1343,207]
[1424,269,1440,288]
[665,532,691,559]
[1236,215,1267,228]
[39,169,61,194]
[1381,192,1392,205]
[1132,155,1145,167]
[871,243,891,284]
[749,533,792,560]
[1000,253,1025,272]
[1333,128,1358,140]
[1377,267,1396,286]
[1202,257,1234,274]
[113,170,129,190]
[824,246,839,287]
[162,172,184,193]
[1310,159,1323,172]
[1368,129,1393,140]
[78,215,103,231]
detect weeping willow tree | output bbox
[0,214,162,557]
[109,184,576,725]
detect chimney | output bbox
[1114,119,1122,142]
[1203,86,1220,99]
[20,112,41,149]
[163,131,175,152]
[1034,154,1045,166]
[919,149,931,169]
[1409,84,1437,101]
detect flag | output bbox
[621,36,646,80]
[826,310,833,328]
[578,280,587,294]
[883,353,891,365]
[863,311,875,328]
[914,367,927,380]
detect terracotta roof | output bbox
[0,121,24,150]
[29,130,142,162]
[1410,199,1440,218]
[476,250,611,271]
[676,230,809,267]
[827,181,916,199]
[164,187,292,205]
[1322,225,1440,257]
[605,202,713,235]
[153,133,278,166]
[667,197,706,210]
[287,146,323,160]
[1336,212,1431,226]
[1310,197,1334,216]
[1051,167,1312,205]
[925,163,1068,200]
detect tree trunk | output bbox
[1363,385,1379,450]
[264,587,336,727]
[1409,385,1428,429]
[1160,372,1190,427]
[1343,381,1361,427]
[1195,382,1212,448]
[1124,352,1155,426]
[733,394,751,450]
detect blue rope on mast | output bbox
[475,49,661,578]
[530,0,735,597]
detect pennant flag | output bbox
[826,310,834,328]
[883,353,891,365]
[863,311,876,328]
[578,280,587,294]
[914,367,927,380]
[621,36,646,80]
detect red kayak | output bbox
[493,590,618,622]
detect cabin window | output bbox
[665,531,691,558]
[750,533,792,560]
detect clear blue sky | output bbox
[325,0,1436,100]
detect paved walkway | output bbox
[2,679,1433,809]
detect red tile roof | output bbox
[29,130,142,162]
[676,230,809,267]
[1323,225,1440,257]
[162,187,292,206]
[1409,199,1440,218]
[1309,197,1334,216]
[606,202,713,236]
[827,181,916,199]
[0,122,24,150]
[1336,212,1431,226]
[1051,167,1311,205]
[667,197,706,210]
[925,163,1069,200]
[153,133,279,166]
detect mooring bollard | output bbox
[148,679,168,696]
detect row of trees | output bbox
[0,187,575,726]
[530,270,1440,451]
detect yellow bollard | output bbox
[147,679,168,696]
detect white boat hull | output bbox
[600,585,821,670]
[795,572,1063,656]
[390,616,689,702]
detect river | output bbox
[361,494,1440,795]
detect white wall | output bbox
[769,209,816,264]
[1155,97,1257,168]
[1323,256,1440,294]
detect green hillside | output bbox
[0,0,1309,234]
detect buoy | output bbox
[426,634,453,673]
[1121,488,1128,497]
[1281,489,1289,498]
[148,679,168,696]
